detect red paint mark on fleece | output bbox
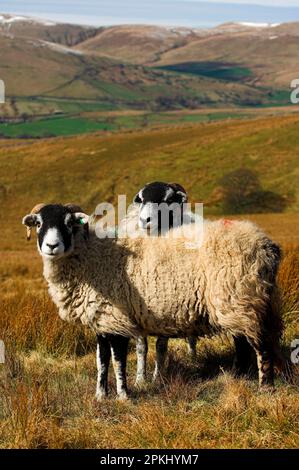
[222,219,234,228]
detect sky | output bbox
[1,0,299,28]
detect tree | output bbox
[218,168,288,214]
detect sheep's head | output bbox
[22,204,89,259]
[133,181,188,233]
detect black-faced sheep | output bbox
[120,181,198,384]
[23,203,284,400]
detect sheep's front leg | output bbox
[109,335,130,400]
[96,334,111,401]
[153,336,169,382]
[187,336,197,360]
[135,336,148,387]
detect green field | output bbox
[0,116,116,138]
[0,111,254,138]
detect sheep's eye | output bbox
[36,222,41,229]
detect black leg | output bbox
[108,335,130,400]
[187,336,197,360]
[233,336,254,376]
[153,336,169,382]
[96,334,111,401]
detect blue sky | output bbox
[1,0,299,27]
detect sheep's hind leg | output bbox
[248,336,274,390]
[153,336,169,383]
[135,336,148,387]
[233,336,254,377]
[187,336,197,361]
[255,347,274,390]
[109,335,130,400]
[96,334,111,401]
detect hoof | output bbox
[134,379,147,389]
[116,392,130,402]
[95,393,108,402]
[152,373,165,385]
[259,384,275,394]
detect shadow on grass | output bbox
[128,346,259,402]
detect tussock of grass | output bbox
[0,351,298,449]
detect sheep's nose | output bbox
[47,243,59,250]
[145,217,151,224]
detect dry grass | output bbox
[0,349,298,449]
[0,226,298,449]
[0,120,298,448]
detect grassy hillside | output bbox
[1,114,299,251]
[0,34,267,119]
[2,20,298,124]
[0,116,298,449]
[75,24,198,64]
[76,22,299,95]
[155,29,299,90]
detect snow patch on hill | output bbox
[238,22,281,28]
[0,14,56,26]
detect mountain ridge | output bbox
[0,14,297,121]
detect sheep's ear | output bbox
[173,190,188,204]
[72,212,89,226]
[72,212,89,240]
[133,192,142,204]
[168,183,188,204]
[22,214,39,227]
[22,214,39,241]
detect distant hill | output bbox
[155,22,299,89]
[0,15,297,121]
[74,24,200,64]
[76,21,299,88]
[0,19,267,119]
[0,13,98,46]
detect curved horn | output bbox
[30,203,46,214]
[64,203,85,213]
[169,183,187,195]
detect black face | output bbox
[23,204,88,259]
[141,182,170,204]
[133,182,188,232]
[37,205,74,253]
